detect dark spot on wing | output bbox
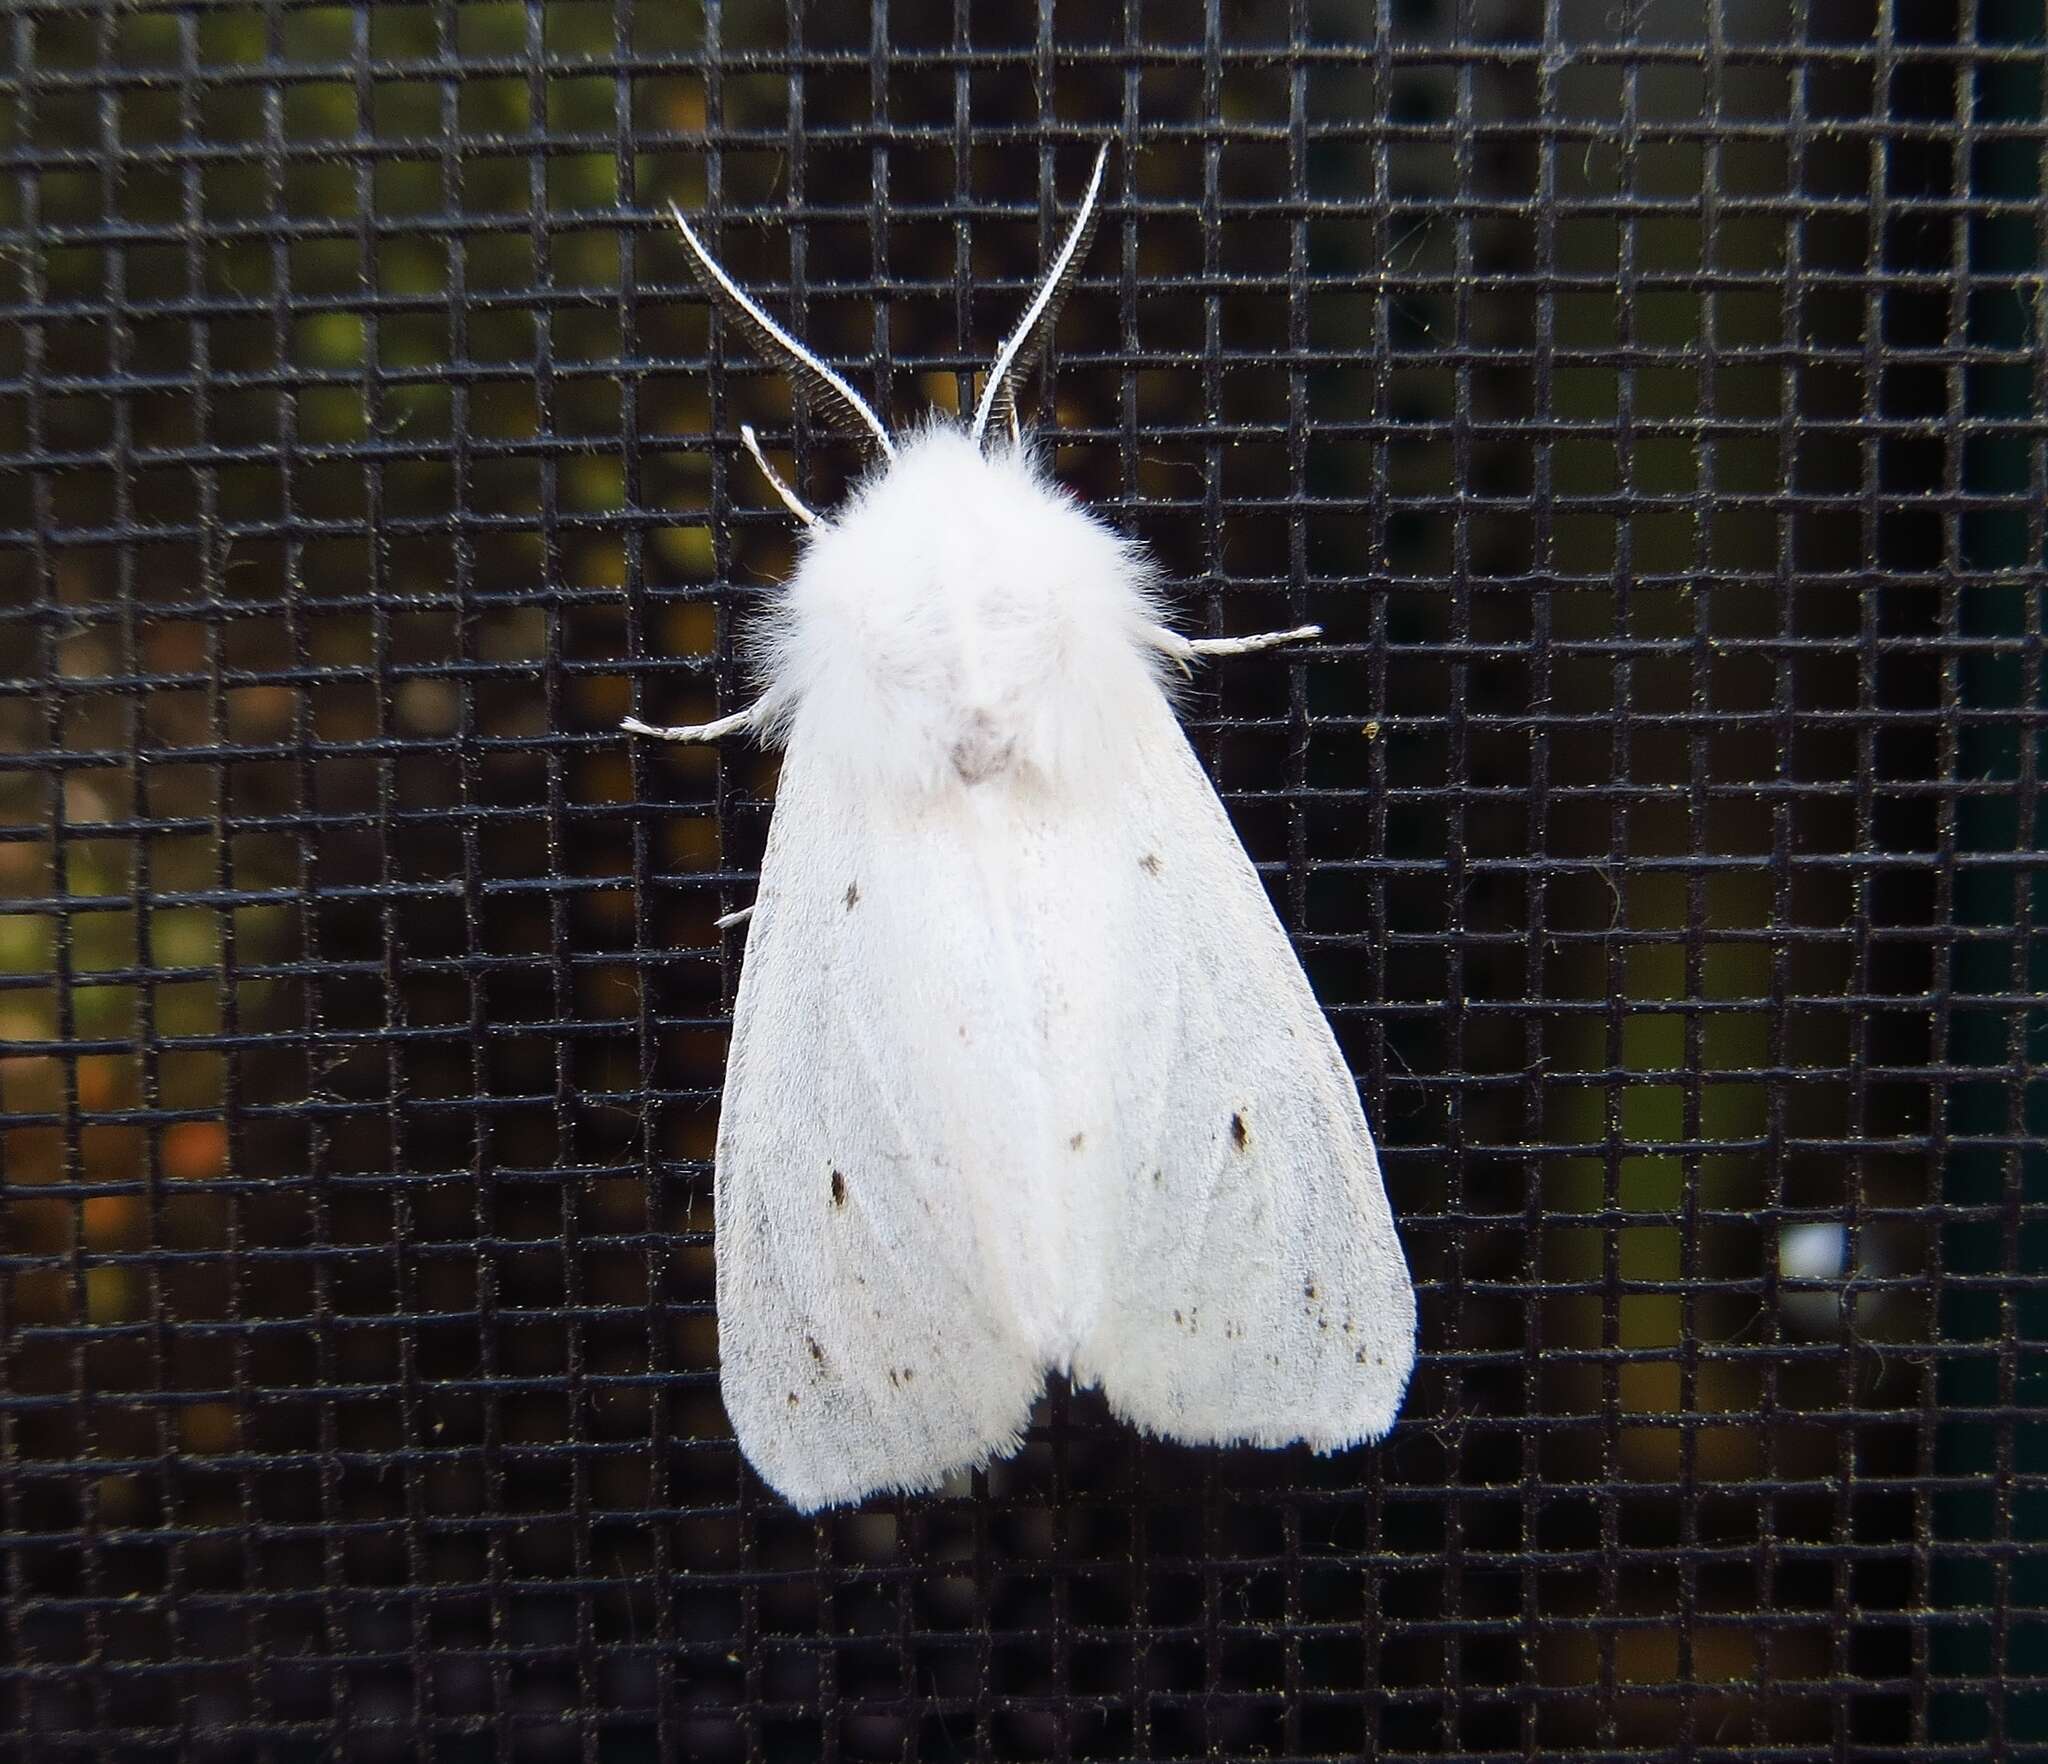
[807,1337,824,1364]
[1068,1132,1085,1152]
[1139,852,1162,875]
[1304,1281,1318,1301]
[786,1391,799,1407]
[844,881,860,909]
[830,1170,846,1206]
[1230,1111,1248,1149]
[1151,1168,1163,1186]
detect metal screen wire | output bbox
[1,0,2041,1759]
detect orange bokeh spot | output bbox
[164,1120,227,1181]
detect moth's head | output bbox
[766,414,1164,799]
[807,421,1119,594]
[671,146,1108,531]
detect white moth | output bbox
[628,148,1416,1512]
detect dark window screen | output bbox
[1,2,2041,1760]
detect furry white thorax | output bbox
[752,427,1171,798]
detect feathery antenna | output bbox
[970,145,1110,447]
[670,204,896,461]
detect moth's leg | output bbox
[1148,623,1322,671]
[623,682,766,928]
[739,423,820,528]
[621,701,765,744]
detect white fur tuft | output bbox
[749,427,1172,798]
